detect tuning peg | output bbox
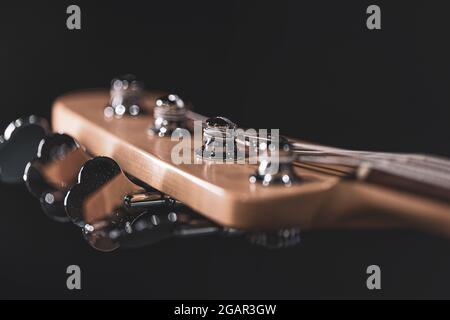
[0,115,49,184]
[195,116,243,161]
[104,74,145,118]
[148,94,189,137]
[64,156,143,228]
[249,137,300,186]
[65,156,238,251]
[23,133,90,222]
[82,208,227,252]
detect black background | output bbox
[0,0,449,299]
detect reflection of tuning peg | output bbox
[65,156,240,252]
[24,133,90,222]
[0,115,49,184]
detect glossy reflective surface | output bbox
[64,156,150,228]
[0,116,49,184]
[149,93,188,137]
[65,156,221,252]
[24,133,89,222]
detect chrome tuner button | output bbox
[0,115,49,184]
[0,116,90,222]
[64,156,185,251]
[24,133,89,222]
[148,94,187,137]
[249,138,300,186]
[65,156,239,252]
[104,74,144,118]
[248,228,301,249]
[195,116,242,161]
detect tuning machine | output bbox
[196,116,243,161]
[24,133,90,222]
[148,93,189,137]
[104,74,145,118]
[249,137,300,186]
[0,115,92,222]
[0,115,49,184]
[64,156,236,251]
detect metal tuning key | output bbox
[0,115,91,221]
[0,115,49,184]
[85,205,240,252]
[64,156,236,251]
[104,74,144,118]
[148,94,188,137]
[24,133,90,222]
[249,137,300,186]
[196,116,242,161]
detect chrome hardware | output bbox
[148,94,187,137]
[0,115,49,184]
[249,138,300,186]
[104,74,144,118]
[124,192,181,210]
[65,156,238,252]
[83,208,238,252]
[0,115,90,222]
[195,116,242,161]
[24,133,89,222]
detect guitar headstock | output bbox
[51,87,336,231]
[1,75,449,251]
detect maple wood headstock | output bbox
[1,76,449,251]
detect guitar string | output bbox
[290,143,450,178]
[290,142,450,171]
[298,155,450,189]
[186,110,450,170]
[184,107,450,191]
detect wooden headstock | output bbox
[51,88,450,237]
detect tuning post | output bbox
[148,94,188,137]
[124,192,182,210]
[249,138,300,186]
[104,74,144,118]
[196,116,243,161]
